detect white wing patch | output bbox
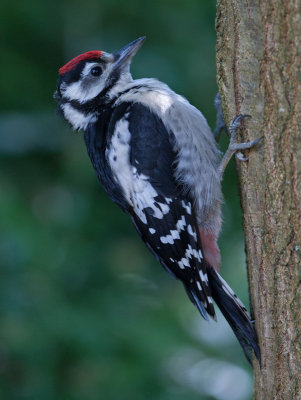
[178,257,190,269]
[181,200,192,215]
[159,214,188,245]
[176,215,186,231]
[199,270,208,283]
[187,224,197,240]
[160,234,175,244]
[107,116,170,224]
[160,229,181,244]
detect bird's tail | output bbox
[207,266,261,365]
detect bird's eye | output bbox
[90,66,102,77]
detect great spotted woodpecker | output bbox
[55,37,261,364]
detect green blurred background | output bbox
[0,0,253,399]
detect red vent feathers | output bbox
[59,51,103,75]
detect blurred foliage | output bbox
[0,0,253,399]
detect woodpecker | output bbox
[55,37,261,364]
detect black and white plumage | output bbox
[55,37,260,364]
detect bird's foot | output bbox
[218,114,263,179]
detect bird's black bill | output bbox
[113,37,146,69]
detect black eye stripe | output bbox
[90,66,102,77]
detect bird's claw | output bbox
[218,114,263,179]
[236,152,249,162]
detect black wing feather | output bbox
[117,102,215,319]
[128,103,180,196]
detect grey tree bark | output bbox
[215,0,301,399]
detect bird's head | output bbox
[54,37,145,130]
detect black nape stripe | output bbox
[61,83,147,117]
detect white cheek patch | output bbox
[63,62,114,103]
[63,79,104,103]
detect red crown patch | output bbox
[59,51,103,75]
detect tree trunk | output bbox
[215,0,301,399]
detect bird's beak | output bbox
[113,36,146,71]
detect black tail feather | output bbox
[207,267,261,366]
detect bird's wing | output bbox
[106,101,215,320]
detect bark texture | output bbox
[216,0,301,399]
